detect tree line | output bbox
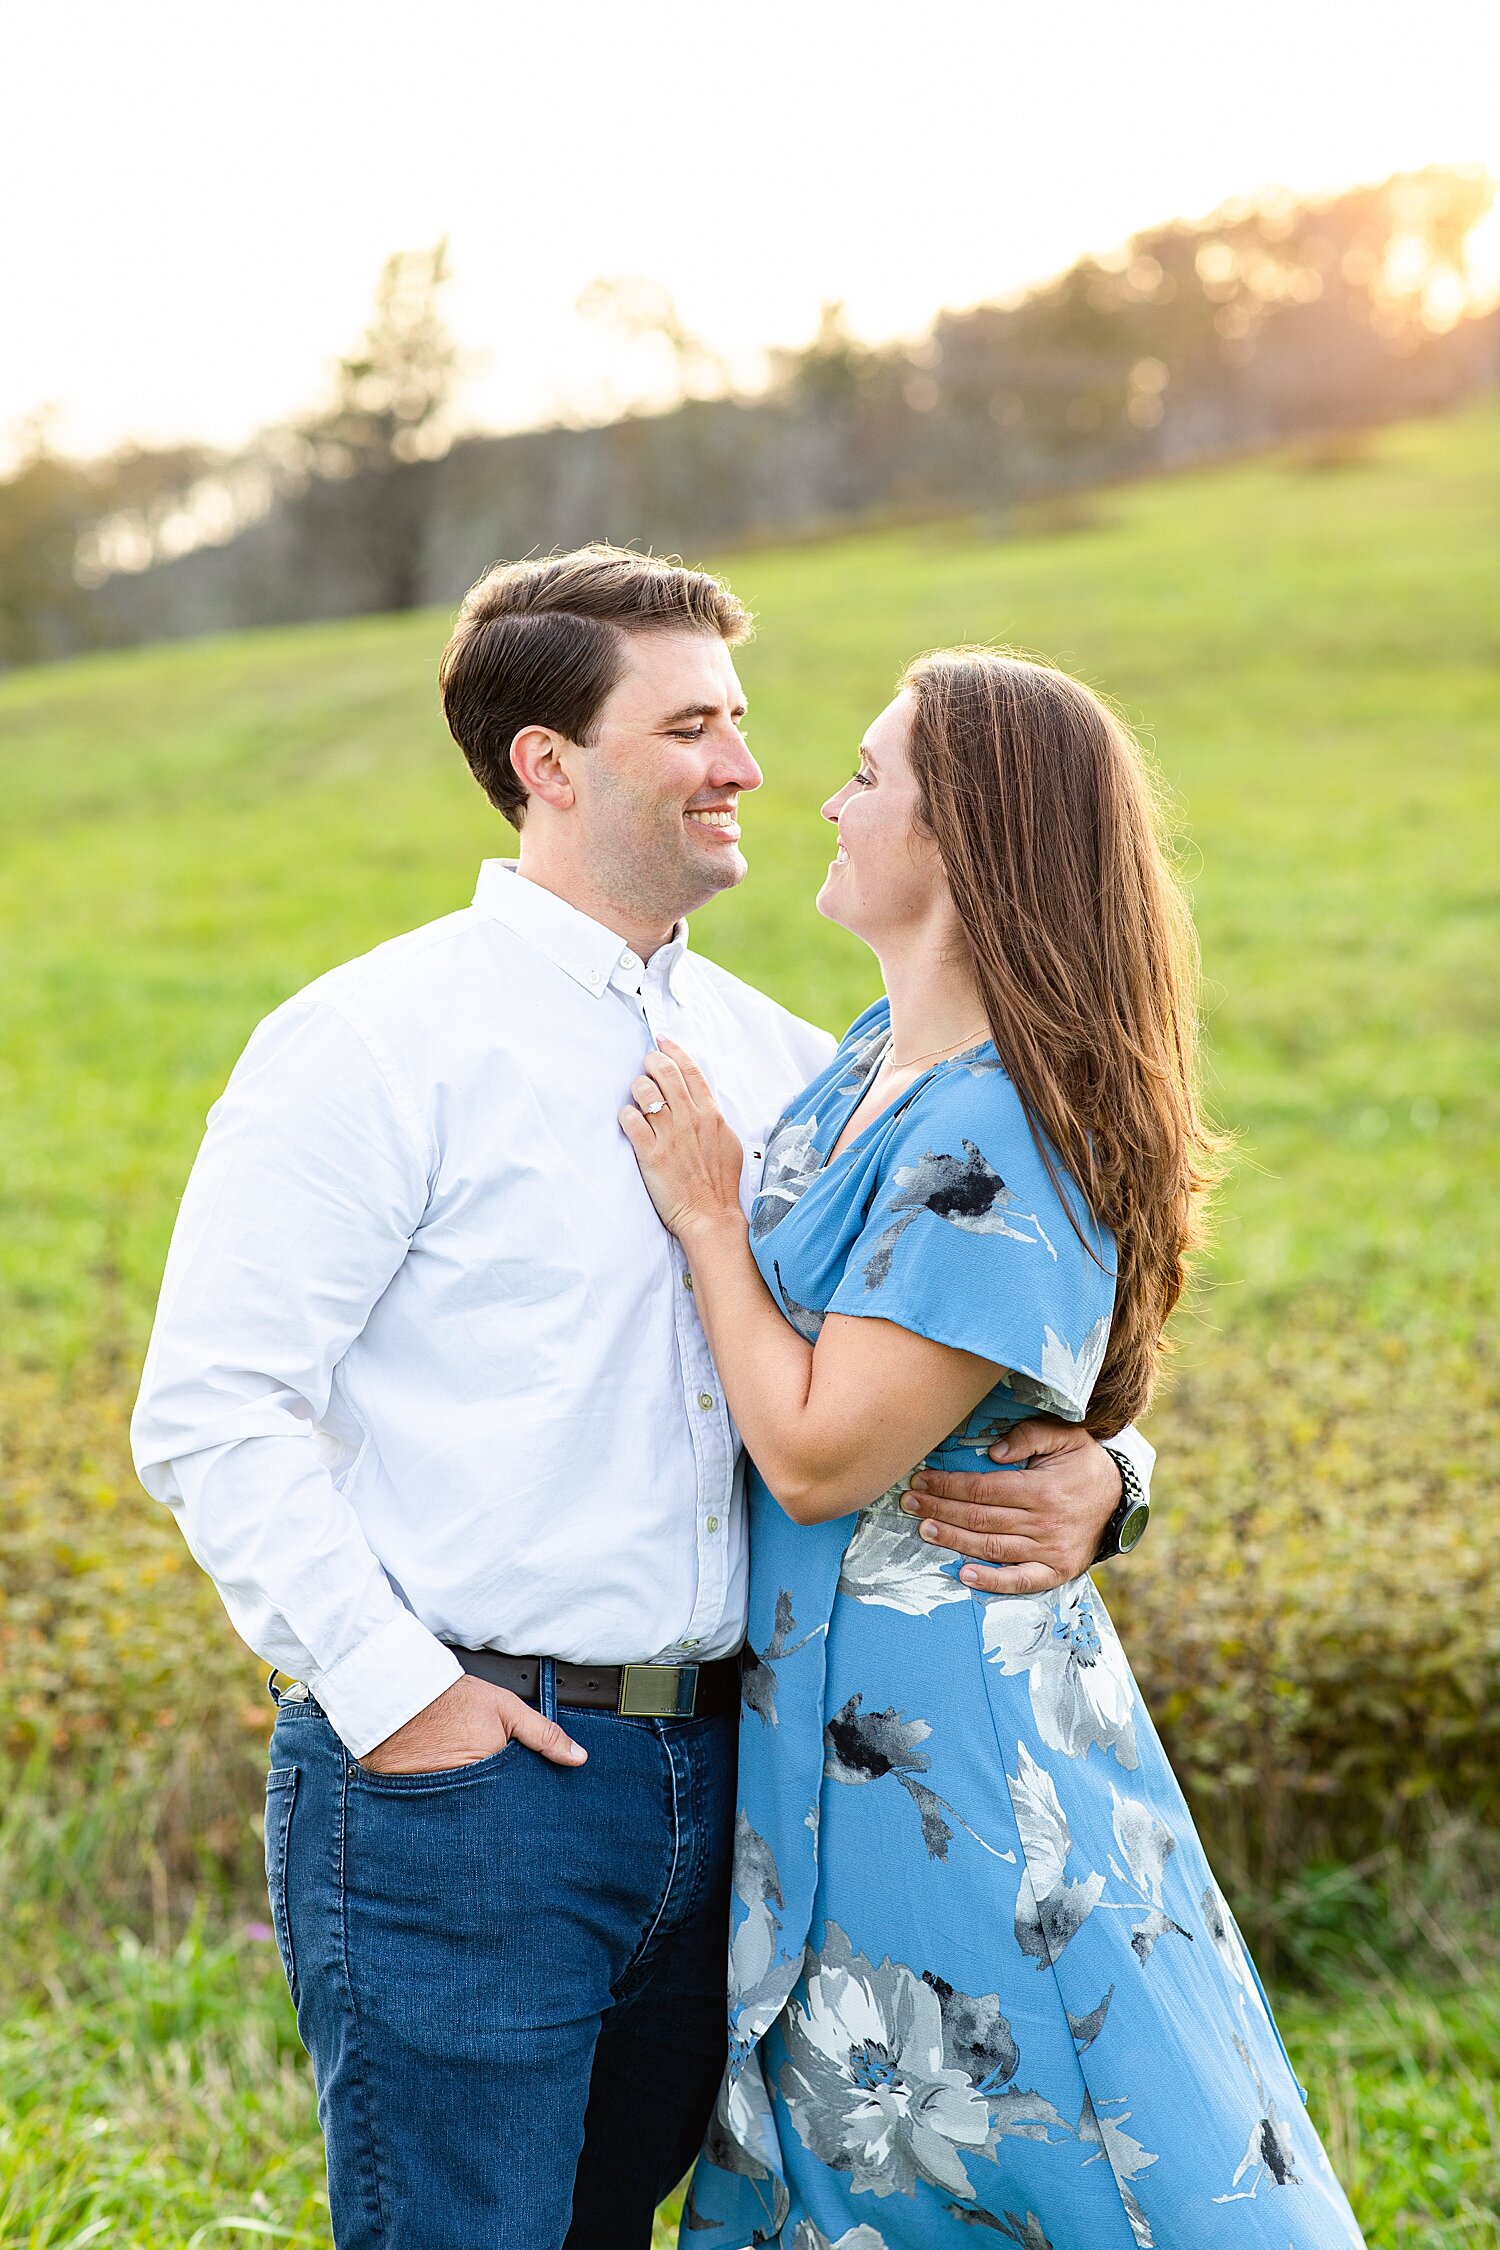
[2,167,1496,665]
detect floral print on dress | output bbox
[837,1486,971,1617]
[859,1143,1058,1291]
[981,1581,1140,1770]
[790,2223,891,2250]
[833,1023,893,1100]
[778,1924,1068,2207]
[1108,1787,1193,1965]
[1007,1744,1106,1966]
[1200,1877,1258,2002]
[825,1697,1015,1865]
[728,1812,793,2052]
[1076,2093,1159,2247]
[1215,2037,1306,2207]
[1004,1317,1112,1421]
[742,1590,824,1729]
[755,1117,826,1240]
[773,1260,827,1343]
[685,998,1366,2249]
[780,1929,995,2201]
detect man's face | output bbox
[570,629,761,927]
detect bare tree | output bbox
[306,241,458,474]
[0,416,98,665]
[576,275,732,417]
[293,242,459,612]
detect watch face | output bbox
[1117,1499,1150,1553]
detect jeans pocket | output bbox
[352,1741,517,1793]
[264,1765,300,2008]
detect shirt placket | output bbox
[615,947,736,1656]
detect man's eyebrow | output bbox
[858,742,877,766]
[658,700,749,726]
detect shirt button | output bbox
[587,967,602,986]
[619,952,634,969]
[682,1272,694,1291]
[682,1637,700,1649]
[706,1516,720,1533]
[697,1391,715,1411]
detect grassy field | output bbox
[2,406,1497,1365]
[2,398,1498,2242]
[2,1921,1494,2248]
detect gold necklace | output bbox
[885,1024,990,1071]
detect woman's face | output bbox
[816,692,951,945]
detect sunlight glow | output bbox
[2,0,1497,456]
[1462,196,1500,310]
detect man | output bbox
[133,547,1154,2250]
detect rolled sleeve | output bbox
[311,1611,465,1758]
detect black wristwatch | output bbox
[1095,1445,1151,1561]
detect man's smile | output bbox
[685,804,741,839]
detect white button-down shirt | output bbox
[132,862,835,1754]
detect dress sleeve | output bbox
[824,1067,1116,1423]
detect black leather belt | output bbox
[445,1645,740,1720]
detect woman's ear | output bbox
[508,725,576,812]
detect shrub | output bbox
[4,1294,1495,1912]
[0,1362,269,1896]
[1110,1294,1499,1889]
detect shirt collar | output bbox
[472,860,690,1001]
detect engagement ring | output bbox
[643,1100,665,1115]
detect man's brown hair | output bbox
[439,545,752,828]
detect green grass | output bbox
[1,1925,1492,2248]
[4,399,1496,1848]
[2,402,1496,1366]
[1279,1977,1500,2247]
[2,400,1498,2242]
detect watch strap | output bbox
[1096,1444,1149,1561]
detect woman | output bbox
[620,650,1364,2249]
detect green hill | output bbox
[1,401,1497,2250]
[4,404,1497,1358]
[1,400,1497,1840]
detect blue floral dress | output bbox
[682,1000,1364,2250]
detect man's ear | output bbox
[509,725,577,812]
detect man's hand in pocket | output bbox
[359,1674,588,1774]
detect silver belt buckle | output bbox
[618,1664,698,1718]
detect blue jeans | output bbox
[265,1686,736,2249]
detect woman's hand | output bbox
[619,1038,746,1241]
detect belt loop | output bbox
[540,1656,558,1722]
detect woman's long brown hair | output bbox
[903,648,1225,1435]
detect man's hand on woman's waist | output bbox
[900,1418,1125,1596]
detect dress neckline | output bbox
[819,1019,994,1172]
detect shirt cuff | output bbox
[308,1611,465,1758]
[1103,1421,1156,1501]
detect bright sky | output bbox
[6,0,1497,458]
